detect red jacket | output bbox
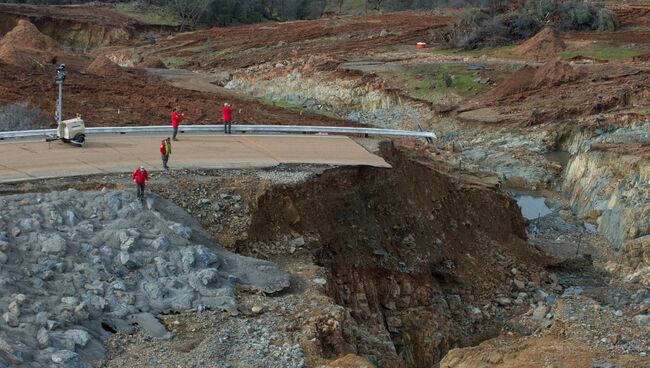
[171,112,183,128]
[223,106,232,122]
[160,141,171,156]
[132,168,149,185]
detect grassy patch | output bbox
[377,64,502,103]
[559,44,644,60]
[622,25,650,33]
[375,45,399,52]
[428,45,517,58]
[114,2,182,26]
[183,41,215,53]
[162,56,190,68]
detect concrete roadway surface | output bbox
[0,134,391,183]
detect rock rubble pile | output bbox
[0,189,289,367]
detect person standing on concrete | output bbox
[160,137,172,169]
[171,107,184,141]
[132,165,149,201]
[223,102,233,134]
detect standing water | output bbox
[516,195,552,220]
[543,150,571,167]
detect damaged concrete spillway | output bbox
[0,189,289,367]
[239,153,548,367]
[0,149,549,367]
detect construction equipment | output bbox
[46,64,86,146]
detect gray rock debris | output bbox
[0,190,290,367]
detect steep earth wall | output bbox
[0,7,176,49]
[240,149,550,367]
[563,121,650,285]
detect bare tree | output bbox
[166,0,210,30]
[0,103,49,132]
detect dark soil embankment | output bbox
[0,3,179,49]
[493,58,577,99]
[241,149,551,367]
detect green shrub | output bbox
[440,0,619,50]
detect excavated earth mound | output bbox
[0,42,56,69]
[137,57,167,69]
[0,189,289,367]
[532,58,577,86]
[0,19,60,52]
[86,55,125,76]
[492,65,537,99]
[516,27,566,61]
[493,58,576,98]
[0,19,60,68]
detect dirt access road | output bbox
[0,134,390,183]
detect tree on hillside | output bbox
[166,0,210,29]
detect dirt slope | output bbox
[87,55,125,76]
[0,19,60,68]
[0,60,353,127]
[137,57,166,69]
[131,12,450,70]
[0,3,178,48]
[516,27,566,61]
[493,58,577,99]
[0,19,60,52]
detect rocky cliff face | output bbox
[563,121,650,285]
[224,57,433,129]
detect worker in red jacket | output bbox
[171,107,184,141]
[223,102,233,134]
[160,137,171,169]
[132,165,149,202]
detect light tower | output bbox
[54,64,66,124]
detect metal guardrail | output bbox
[0,125,436,140]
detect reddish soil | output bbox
[0,3,138,28]
[608,3,650,26]
[137,57,166,69]
[0,19,91,71]
[142,12,451,70]
[461,60,650,126]
[0,61,352,128]
[516,27,566,61]
[0,3,179,48]
[0,19,60,52]
[0,19,59,68]
[493,58,576,99]
[86,55,125,77]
